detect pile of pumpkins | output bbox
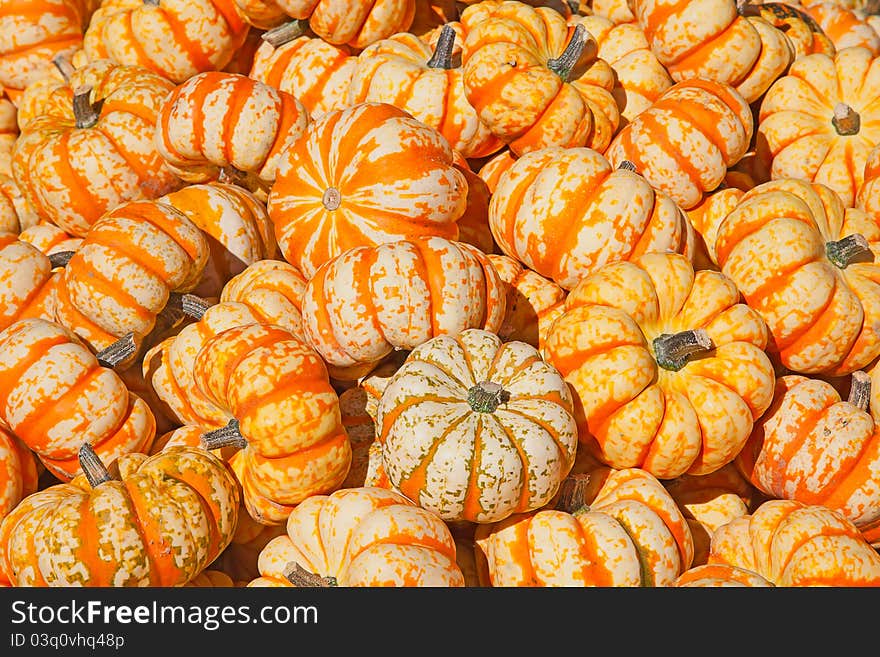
[2,0,880,588]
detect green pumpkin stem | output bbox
[653,329,713,372]
[547,23,590,82]
[426,24,457,69]
[832,103,861,136]
[849,371,871,412]
[261,20,310,48]
[51,54,75,83]
[79,443,113,488]
[467,381,510,413]
[826,234,871,268]
[555,473,591,514]
[283,562,338,587]
[201,418,247,452]
[48,250,75,269]
[95,332,138,369]
[72,86,101,129]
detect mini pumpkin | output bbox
[272,0,416,49]
[673,563,774,587]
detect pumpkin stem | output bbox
[144,0,160,6]
[166,292,212,321]
[95,332,138,369]
[48,250,75,268]
[201,418,247,452]
[283,562,338,587]
[426,24,457,69]
[72,86,102,129]
[617,160,638,173]
[653,329,713,372]
[555,473,591,514]
[467,381,510,413]
[848,371,871,412]
[832,103,860,136]
[322,187,341,210]
[261,20,309,48]
[79,442,113,488]
[547,23,591,82]
[51,54,75,82]
[826,234,871,268]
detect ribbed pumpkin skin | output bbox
[248,26,357,119]
[0,447,240,587]
[0,174,39,236]
[18,223,82,257]
[0,233,58,332]
[302,236,506,371]
[377,328,578,523]
[159,182,278,299]
[211,510,287,583]
[274,0,416,49]
[736,374,880,535]
[630,0,794,103]
[0,88,16,176]
[605,78,754,211]
[0,318,156,481]
[155,71,310,187]
[488,146,695,291]
[802,1,880,55]
[543,252,776,479]
[193,323,352,525]
[219,258,307,339]
[249,487,465,586]
[347,31,504,160]
[708,499,880,586]
[11,60,181,237]
[0,0,96,97]
[459,1,618,156]
[757,47,880,208]
[267,101,468,279]
[0,426,38,525]
[82,0,250,84]
[474,468,695,587]
[53,199,209,352]
[714,178,880,376]
[751,2,836,59]
[674,563,774,587]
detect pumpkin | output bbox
[673,563,774,587]
[487,253,566,350]
[18,223,82,257]
[571,14,674,126]
[488,146,695,290]
[476,147,517,193]
[735,371,880,543]
[338,386,379,489]
[11,59,181,237]
[590,0,635,25]
[81,0,251,84]
[0,174,38,235]
[452,152,497,255]
[0,318,157,481]
[347,25,504,159]
[542,251,776,479]
[210,510,287,583]
[186,570,237,587]
[756,46,880,208]
[52,198,210,353]
[605,78,755,211]
[801,0,880,54]
[375,327,578,523]
[248,20,357,119]
[708,498,880,585]
[0,0,97,100]
[856,140,880,216]
[267,102,469,279]
[686,184,748,271]
[0,425,38,526]
[159,182,278,300]
[459,0,620,155]
[155,71,309,194]
[744,2,837,58]
[630,0,795,104]
[0,87,15,175]
[195,322,352,525]
[271,0,417,49]
[473,470,695,586]
[301,236,506,373]
[410,0,459,37]
[234,0,288,29]
[248,486,465,586]
[219,258,307,338]
[0,443,239,586]
[714,178,880,376]
[0,232,62,331]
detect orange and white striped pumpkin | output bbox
[673,563,773,587]
[376,328,578,523]
[248,486,465,587]
[801,1,880,54]
[301,236,506,372]
[543,251,776,479]
[267,102,469,279]
[0,233,62,332]
[489,146,695,290]
[272,0,417,49]
[0,426,38,530]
